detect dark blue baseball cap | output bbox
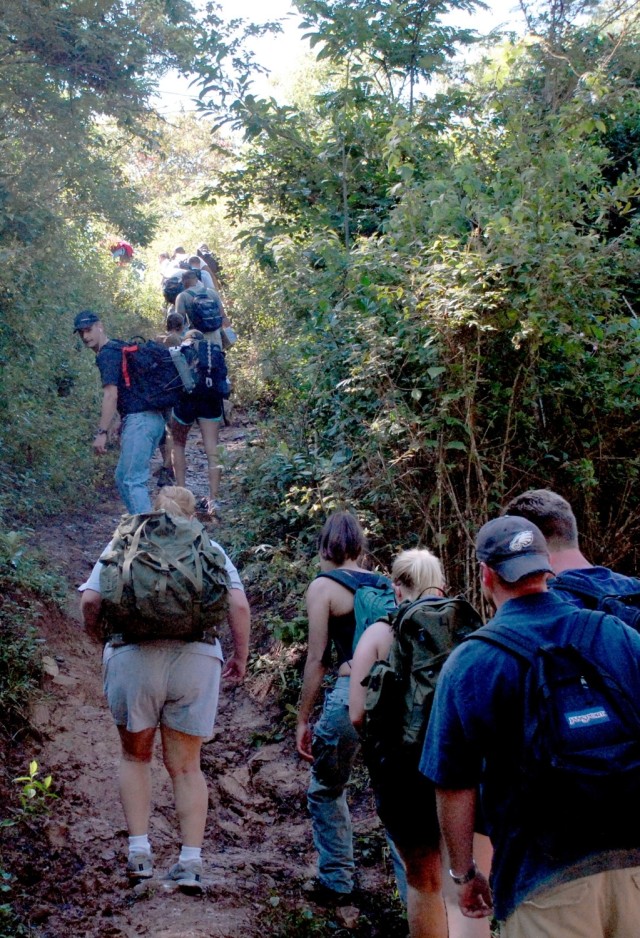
[73,310,101,332]
[476,516,553,583]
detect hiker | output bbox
[197,243,223,285]
[152,312,187,489]
[504,487,640,626]
[175,268,226,333]
[187,255,216,291]
[169,322,227,517]
[74,310,165,514]
[349,549,491,938]
[155,311,186,348]
[296,511,397,903]
[79,485,251,892]
[422,516,640,935]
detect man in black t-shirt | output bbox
[73,310,165,514]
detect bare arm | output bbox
[349,621,393,730]
[222,588,251,684]
[80,589,104,642]
[296,579,331,762]
[93,384,118,454]
[436,787,493,918]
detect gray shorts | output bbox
[103,641,222,736]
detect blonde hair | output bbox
[154,486,195,519]
[391,549,445,599]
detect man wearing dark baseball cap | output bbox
[420,515,640,937]
[475,516,553,583]
[74,309,164,513]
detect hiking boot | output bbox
[165,859,204,894]
[303,879,355,907]
[126,852,154,880]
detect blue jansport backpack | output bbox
[471,609,640,852]
[550,568,640,633]
[318,570,397,654]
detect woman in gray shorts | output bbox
[80,486,250,892]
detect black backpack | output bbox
[471,611,640,851]
[362,595,482,761]
[119,339,185,410]
[162,276,183,305]
[192,339,230,399]
[550,568,640,633]
[186,290,223,332]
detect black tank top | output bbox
[318,570,386,668]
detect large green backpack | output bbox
[362,595,482,759]
[98,511,230,643]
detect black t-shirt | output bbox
[95,339,150,416]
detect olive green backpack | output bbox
[99,511,230,643]
[362,595,482,758]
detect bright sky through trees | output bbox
[155,0,527,114]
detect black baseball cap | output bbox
[476,516,553,583]
[73,310,101,332]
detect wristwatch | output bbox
[449,860,477,885]
[94,428,108,437]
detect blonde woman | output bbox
[349,549,491,938]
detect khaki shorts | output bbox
[501,866,640,938]
[103,641,222,737]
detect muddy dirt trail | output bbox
[7,419,402,938]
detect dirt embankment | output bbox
[3,422,402,938]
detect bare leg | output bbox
[400,843,448,938]
[161,725,208,847]
[443,833,493,938]
[198,419,221,500]
[172,442,186,487]
[117,726,156,836]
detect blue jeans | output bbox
[115,411,165,514]
[308,677,359,893]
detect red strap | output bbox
[121,345,139,388]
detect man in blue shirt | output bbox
[421,515,640,936]
[74,310,165,514]
[503,488,640,624]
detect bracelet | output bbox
[449,860,477,885]
[94,429,108,437]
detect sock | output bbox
[128,835,151,856]
[179,846,202,863]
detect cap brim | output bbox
[492,554,553,583]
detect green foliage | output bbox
[208,0,640,602]
[12,760,56,816]
[0,530,64,739]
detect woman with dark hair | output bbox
[296,510,390,902]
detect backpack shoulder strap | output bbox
[315,570,359,592]
[550,572,603,604]
[469,623,538,663]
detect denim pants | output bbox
[308,677,360,893]
[115,411,165,514]
[308,677,409,898]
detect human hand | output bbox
[222,655,246,684]
[296,721,314,763]
[458,871,493,918]
[93,432,108,455]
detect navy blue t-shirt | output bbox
[421,591,640,921]
[96,340,151,416]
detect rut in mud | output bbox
[3,417,404,938]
